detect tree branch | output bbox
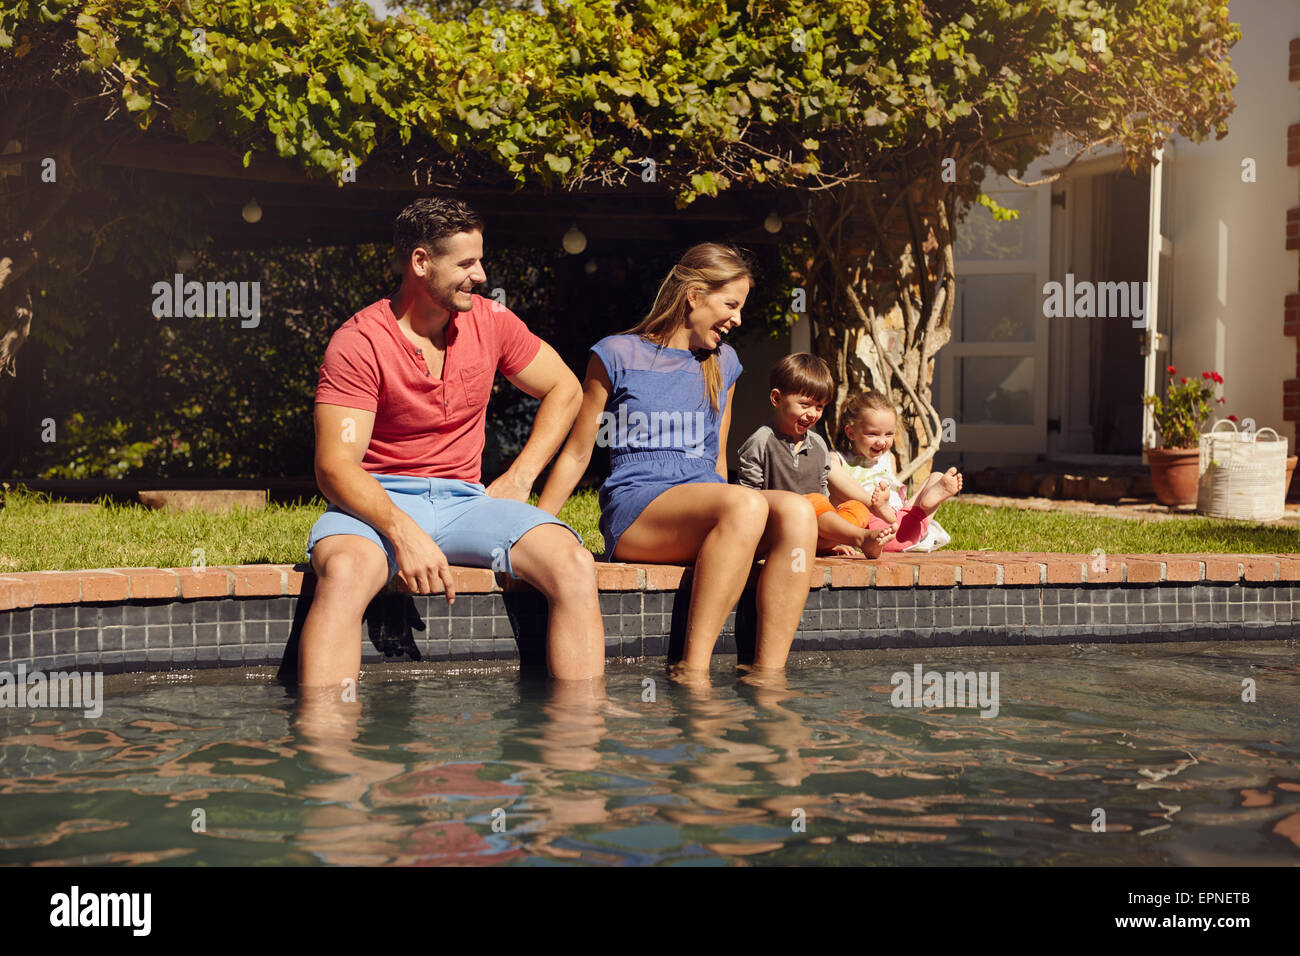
[1004,135,1117,186]
[845,281,943,485]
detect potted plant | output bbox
[1141,367,1223,506]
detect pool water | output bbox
[1,642,1297,866]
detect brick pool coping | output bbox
[3,552,1299,677]
[5,552,1300,609]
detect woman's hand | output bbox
[536,354,612,514]
[485,468,533,502]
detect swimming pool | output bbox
[0,642,1296,865]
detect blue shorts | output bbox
[305,475,582,581]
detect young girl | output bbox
[833,390,960,552]
[537,243,819,680]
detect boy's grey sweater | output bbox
[735,424,830,496]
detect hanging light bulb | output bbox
[562,224,587,255]
[584,259,598,275]
[763,210,783,234]
[242,197,263,223]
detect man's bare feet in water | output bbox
[914,466,963,515]
[831,526,896,558]
[868,479,897,524]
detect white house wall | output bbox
[1169,0,1300,449]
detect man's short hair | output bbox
[393,197,485,265]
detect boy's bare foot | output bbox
[856,526,895,559]
[868,480,897,524]
[915,467,962,514]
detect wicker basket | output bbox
[1196,419,1289,521]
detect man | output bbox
[300,197,604,687]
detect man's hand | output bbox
[390,516,457,603]
[484,468,532,502]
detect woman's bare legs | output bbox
[750,490,818,671]
[613,483,816,677]
[615,483,768,675]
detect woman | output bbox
[538,243,818,679]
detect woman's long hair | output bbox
[621,243,753,412]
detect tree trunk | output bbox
[0,106,80,375]
[0,277,32,377]
[802,174,955,495]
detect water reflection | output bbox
[0,643,1296,866]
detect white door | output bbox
[937,181,1053,455]
[1141,146,1174,450]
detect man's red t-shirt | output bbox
[315,294,542,482]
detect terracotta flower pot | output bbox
[1287,455,1298,501]
[1147,446,1200,506]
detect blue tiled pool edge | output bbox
[2,580,1295,678]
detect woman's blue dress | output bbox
[590,334,743,557]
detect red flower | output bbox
[1217,397,1226,403]
[1181,377,1188,384]
[1202,372,1211,379]
[1228,414,1238,422]
[1167,365,1177,375]
[1213,372,1223,384]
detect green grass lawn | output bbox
[1,485,1297,573]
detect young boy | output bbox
[736,354,895,557]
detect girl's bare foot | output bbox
[856,526,895,559]
[829,543,861,557]
[868,480,897,524]
[915,467,962,514]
